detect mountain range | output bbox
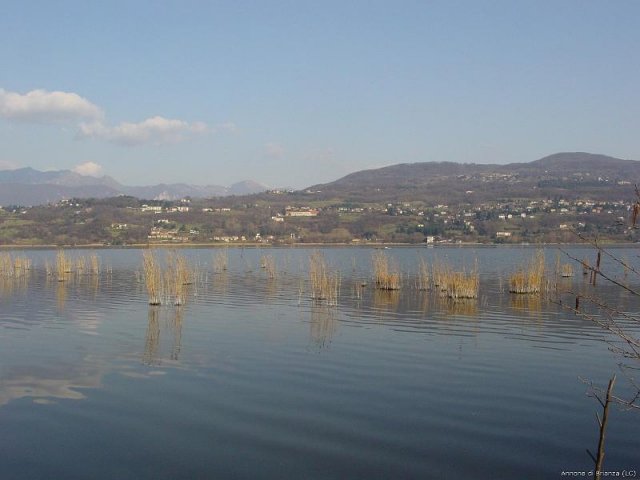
[1,152,639,206]
[0,167,268,206]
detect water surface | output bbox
[0,246,638,479]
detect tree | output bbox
[556,192,640,475]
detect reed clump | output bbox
[441,268,479,299]
[56,250,73,281]
[309,251,340,304]
[142,250,164,305]
[509,251,545,294]
[372,251,401,290]
[0,253,31,279]
[560,263,574,277]
[431,258,479,299]
[169,251,193,305]
[142,250,196,306]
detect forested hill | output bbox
[306,152,640,203]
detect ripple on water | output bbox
[0,247,639,479]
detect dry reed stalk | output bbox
[431,256,443,288]
[89,253,100,275]
[142,250,164,305]
[0,253,11,276]
[622,255,630,279]
[44,260,53,277]
[213,249,228,273]
[75,256,87,277]
[372,251,401,290]
[56,250,72,281]
[582,257,590,276]
[309,251,340,304]
[509,250,545,294]
[417,257,430,291]
[261,255,276,279]
[12,255,31,278]
[165,251,190,305]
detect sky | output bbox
[0,1,639,189]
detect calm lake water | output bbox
[0,246,638,479]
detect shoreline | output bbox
[0,241,637,250]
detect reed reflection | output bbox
[143,306,185,365]
[309,305,337,350]
[265,276,278,300]
[441,298,478,317]
[212,271,229,297]
[0,253,31,301]
[510,293,543,315]
[372,289,401,311]
[56,280,67,313]
[169,307,183,361]
[143,307,161,366]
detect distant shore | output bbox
[0,241,637,250]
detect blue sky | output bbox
[1,1,639,188]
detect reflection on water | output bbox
[211,271,229,296]
[510,292,543,310]
[143,306,185,365]
[0,275,28,300]
[0,247,639,479]
[309,305,337,349]
[170,306,183,361]
[56,280,67,312]
[441,297,478,316]
[372,288,401,311]
[143,307,161,366]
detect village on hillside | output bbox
[0,192,634,246]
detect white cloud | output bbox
[78,116,208,146]
[1,86,230,147]
[0,88,103,123]
[0,159,18,170]
[264,142,285,159]
[72,161,103,177]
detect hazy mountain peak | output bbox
[0,166,268,205]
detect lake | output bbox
[0,246,638,479]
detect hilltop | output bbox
[305,152,639,204]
